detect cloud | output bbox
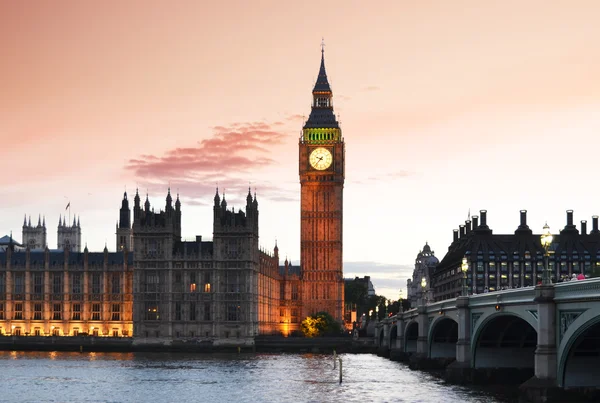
[361,86,380,92]
[126,120,300,205]
[351,170,415,185]
[367,170,414,181]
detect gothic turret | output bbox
[214,187,220,206]
[119,192,131,229]
[144,194,150,212]
[246,187,253,206]
[166,188,173,210]
[175,193,181,211]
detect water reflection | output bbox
[0,351,511,403]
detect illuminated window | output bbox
[14,327,21,336]
[73,328,79,336]
[72,304,81,320]
[52,328,60,336]
[112,329,119,337]
[204,283,211,293]
[92,303,101,321]
[190,283,197,292]
[111,304,120,321]
[145,302,158,320]
[14,303,23,320]
[92,328,99,336]
[34,328,41,336]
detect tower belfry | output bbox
[299,43,345,322]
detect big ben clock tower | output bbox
[299,44,345,323]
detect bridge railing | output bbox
[554,277,600,301]
[469,286,536,307]
[425,298,457,315]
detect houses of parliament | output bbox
[0,48,345,344]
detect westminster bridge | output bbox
[374,278,600,401]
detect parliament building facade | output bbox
[0,48,345,344]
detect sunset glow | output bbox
[2,1,600,299]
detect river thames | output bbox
[0,351,513,403]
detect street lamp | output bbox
[375,305,379,321]
[541,223,553,285]
[398,290,404,313]
[461,256,469,296]
[385,299,388,316]
[421,277,427,304]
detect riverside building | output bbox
[432,209,600,302]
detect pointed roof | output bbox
[313,45,332,93]
[304,42,340,130]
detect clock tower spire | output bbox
[299,42,345,323]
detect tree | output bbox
[301,311,342,337]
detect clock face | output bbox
[309,147,333,170]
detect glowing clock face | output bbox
[309,147,333,170]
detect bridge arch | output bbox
[558,311,600,388]
[404,320,418,354]
[472,312,537,370]
[428,316,458,359]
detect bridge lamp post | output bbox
[461,257,469,297]
[541,223,553,285]
[384,299,388,317]
[375,305,379,321]
[421,277,427,304]
[398,290,403,313]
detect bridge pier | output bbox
[409,303,441,370]
[389,318,408,362]
[376,322,390,357]
[520,285,563,402]
[446,296,473,383]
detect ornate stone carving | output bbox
[527,310,538,320]
[471,312,483,331]
[559,310,586,342]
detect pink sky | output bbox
[2,1,600,299]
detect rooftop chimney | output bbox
[581,220,587,235]
[460,225,466,238]
[592,216,599,234]
[520,210,528,228]
[472,215,479,229]
[465,220,472,234]
[480,210,488,228]
[453,229,459,243]
[561,210,578,234]
[515,209,532,234]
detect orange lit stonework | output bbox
[299,47,345,323]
